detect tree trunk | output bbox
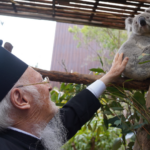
[133,86,150,150]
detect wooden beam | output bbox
[89,0,99,22]
[52,0,55,17]
[135,0,150,3]
[0,10,124,29]
[34,68,150,91]
[12,3,17,13]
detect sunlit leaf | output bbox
[88,124,92,131]
[93,121,97,132]
[60,83,66,91]
[90,68,105,73]
[97,126,101,136]
[56,103,64,106]
[139,60,150,64]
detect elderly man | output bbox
[0,43,128,150]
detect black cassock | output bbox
[0,89,101,150]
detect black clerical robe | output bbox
[0,89,100,150]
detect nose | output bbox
[138,16,146,26]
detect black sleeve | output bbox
[60,89,101,140]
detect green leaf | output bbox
[114,120,121,126]
[108,116,121,125]
[103,114,108,130]
[133,92,146,106]
[107,87,125,98]
[90,68,105,73]
[139,60,150,64]
[82,125,87,132]
[112,138,122,150]
[51,92,58,102]
[97,126,101,136]
[88,124,92,131]
[130,123,145,130]
[111,107,124,111]
[104,110,113,115]
[60,83,66,91]
[56,103,64,106]
[147,134,150,140]
[97,54,103,67]
[103,105,113,115]
[109,101,123,110]
[123,78,134,84]
[93,121,97,132]
[128,142,134,149]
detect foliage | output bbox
[50,26,150,149]
[63,114,123,150]
[51,83,124,150]
[68,26,127,71]
[51,78,149,149]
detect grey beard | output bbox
[40,111,67,150]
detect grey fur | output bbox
[118,9,150,80]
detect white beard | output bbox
[39,111,67,150]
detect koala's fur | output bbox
[118,8,150,80]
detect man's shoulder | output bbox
[0,137,24,150]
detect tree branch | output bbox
[90,137,95,150]
[33,67,150,90]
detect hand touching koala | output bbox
[118,8,150,80]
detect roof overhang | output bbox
[0,0,150,29]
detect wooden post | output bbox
[4,42,13,52]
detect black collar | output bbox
[0,129,45,150]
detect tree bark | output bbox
[133,86,150,150]
[33,67,150,90]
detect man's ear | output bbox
[145,8,150,13]
[125,17,133,31]
[10,88,30,110]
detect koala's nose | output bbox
[138,17,146,26]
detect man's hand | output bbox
[100,53,129,86]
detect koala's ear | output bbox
[145,8,150,13]
[125,17,133,31]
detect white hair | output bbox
[40,111,67,150]
[0,77,40,130]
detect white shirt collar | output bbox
[8,127,41,140]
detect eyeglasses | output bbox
[16,77,50,88]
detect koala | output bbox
[118,8,150,80]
